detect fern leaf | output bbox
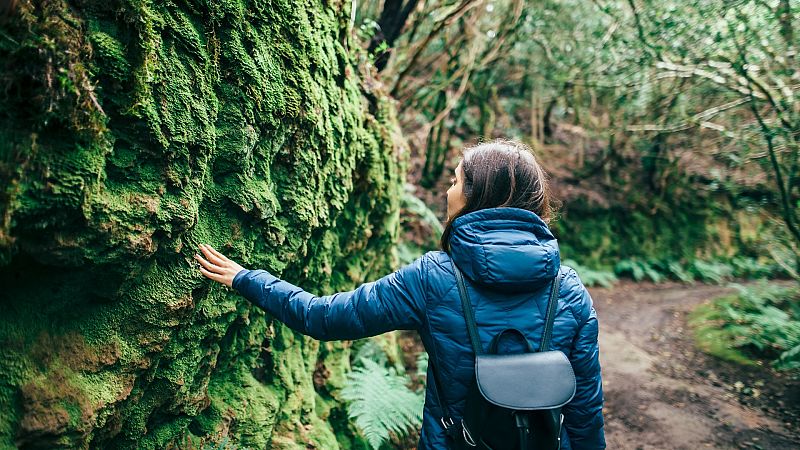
[341,359,424,449]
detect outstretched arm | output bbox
[195,245,427,341]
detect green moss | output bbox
[0,0,405,448]
[554,192,769,270]
[89,30,131,81]
[688,296,757,366]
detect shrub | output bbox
[563,259,618,287]
[614,258,665,283]
[690,282,800,370]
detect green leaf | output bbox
[341,359,424,449]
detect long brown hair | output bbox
[440,139,557,252]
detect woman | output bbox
[196,139,605,449]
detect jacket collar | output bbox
[449,207,560,293]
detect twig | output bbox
[627,97,750,133]
[390,0,480,97]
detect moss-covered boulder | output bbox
[0,0,405,448]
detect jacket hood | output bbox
[448,207,560,293]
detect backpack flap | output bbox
[475,350,576,410]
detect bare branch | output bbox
[423,39,482,135]
[390,0,482,97]
[627,97,750,133]
[748,88,800,246]
[655,61,766,99]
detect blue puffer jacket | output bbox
[233,207,605,449]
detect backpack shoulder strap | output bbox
[539,268,562,352]
[453,261,563,353]
[453,262,484,355]
[427,260,482,441]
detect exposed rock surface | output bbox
[0,1,405,448]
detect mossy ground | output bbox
[688,296,758,366]
[0,0,406,448]
[688,283,800,369]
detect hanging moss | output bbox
[0,0,406,448]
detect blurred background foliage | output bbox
[342,4,800,441]
[365,0,798,277]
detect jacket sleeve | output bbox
[562,279,606,449]
[231,255,428,341]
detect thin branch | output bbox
[390,0,481,97]
[748,90,800,246]
[627,97,750,133]
[423,39,481,135]
[655,61,765,99]
[626,0,660,60]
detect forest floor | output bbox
[592,281,800,450]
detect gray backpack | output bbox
[431,264,576,450]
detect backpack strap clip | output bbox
[440,417,455,429]
[440,416,461,441]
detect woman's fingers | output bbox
[199,244,227,266]
[198,266,226,283]
[195,253,223,273]
[199,264,235,288]
[203,244,230,262]
[195,244,240,288]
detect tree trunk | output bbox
[0,0,405,448]
[368,0,420,71]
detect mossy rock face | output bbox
[0,1,405,448]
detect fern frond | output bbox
[563,259,617,287]
[341,359,424,449]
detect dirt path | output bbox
[591,282,800,450]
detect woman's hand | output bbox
[195,244,245,288]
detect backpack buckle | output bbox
[440,417,455,430]
[440,417,462,441]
